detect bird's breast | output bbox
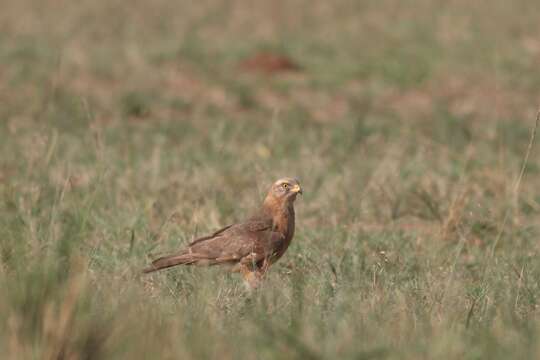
[271,207,295,261]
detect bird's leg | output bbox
[240,264,263,290]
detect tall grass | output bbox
[1,0,540,358]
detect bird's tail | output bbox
[142,252,196,273]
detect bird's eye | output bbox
[282,183,289,190]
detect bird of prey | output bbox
[143,177,303,289]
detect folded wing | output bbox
[143,219,282,273]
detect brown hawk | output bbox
[143,177,302,289]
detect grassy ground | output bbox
[1,0,540,358]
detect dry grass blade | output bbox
[42,260,87,360]
[489,109,540,258]
[513,109,540,196]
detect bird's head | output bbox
[265,177,303,206]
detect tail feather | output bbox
[142,253,197,273]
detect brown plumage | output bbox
[143,177,302,289]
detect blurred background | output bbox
[1,0,540,359]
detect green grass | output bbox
[1,0,540,359]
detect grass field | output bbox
[1,0,540,358]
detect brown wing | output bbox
[188,219,269,247]
[143,218,282,273]
[191,224,283,263]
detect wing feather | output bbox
[144,217,282,273]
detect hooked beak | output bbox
[291,184,303,195]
